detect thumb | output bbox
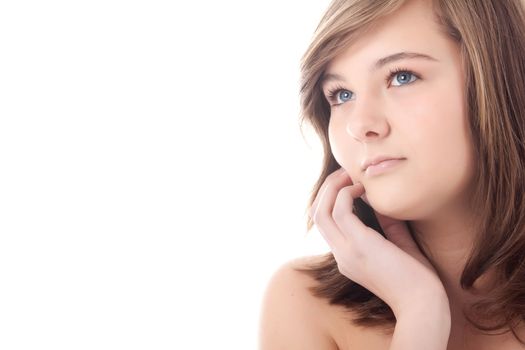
[374,209,439,277]
[360,193,420,255]
[373,210,415,251]
[360,193,436,273]
[361,193,419,253]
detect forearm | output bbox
[390,295,451,350]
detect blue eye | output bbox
[325,87,353,106]
[324,67,420,108]
[336,90,352,104]
[389,70,418,86]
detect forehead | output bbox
[326,0,443,72]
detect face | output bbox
[322,0,475,220]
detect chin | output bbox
[366,195,415,221]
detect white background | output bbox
[0,1,332,349]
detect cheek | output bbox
[386,100,473,217]
[406,80,469,165]
[416,82,471,173]
[328,118,361,173]
[367,90,472,219]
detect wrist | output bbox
[395,288,451,322]
[398,296,451,335]
[392,303,451,350]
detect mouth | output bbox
[362,156,406,172]
[364,158,406,176]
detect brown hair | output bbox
[296,0,525,341]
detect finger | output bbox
[311,170,355,248]
[354,189,416,251]
[373,210,420,255]
[360,192,370,205]
[309,167,350,218]
[313,185,346,250]
[331,183,371,241]
[317,224,344,252]
[373,209,438,273]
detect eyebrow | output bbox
[320,51,439,87]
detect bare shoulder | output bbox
[258,255,393,350]
[258,255,339,350]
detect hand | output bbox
[309,167,448,316]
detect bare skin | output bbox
[260,249,524,349]
[261,0,525,349]
[314,0,525,348]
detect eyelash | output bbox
[325,66,420,107]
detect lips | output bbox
[365,158,405,176]
[362,156,405,172]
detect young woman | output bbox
[259,0,525,349]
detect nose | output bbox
[345,94,390,142]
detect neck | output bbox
[408,206,520,346]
